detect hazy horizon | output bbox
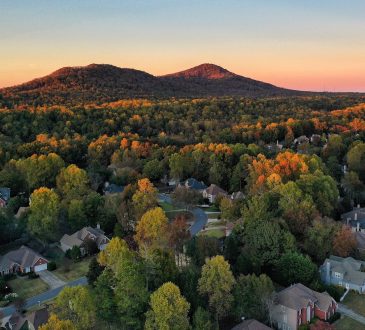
[1,0,365,92]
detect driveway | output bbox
[38,270,66,289]
[338,303,365,325]
[0,277,87,317]
[189,208,208,236]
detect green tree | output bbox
[28,187,60,242]
[342,171,365,203]
[67,199,87,231]
[297,171,339,216]
[55,286,96,330]
[275,252,317,286]
[143,159,163,181]
[145,282,190,330]
[56,164,90,199]
[304,217,337,262]
[347,142,365,181]
[192,307,213,330]
[198,256,235,322]
[86,257,104,286]
[232,274,274,323]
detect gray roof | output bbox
[204,184,228,196]
[0,246,48,272]
[341,207,365,222]
[184,178,207,190]
[0,187,10,202]
[104,183,124,194]
[276,283,334,312]
[323,255,365,286]
[60,226,109,249]
[231,319,272,330]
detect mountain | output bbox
[0,63,299,105]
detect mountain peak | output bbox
[162,63,236,79]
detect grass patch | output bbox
[206,220,226,227]
[206,212,221,219]
[159,201,175,212]
[166,211,193,221]
[335,316,365,330]
[202,206,219,212]
[8,277,49,299]
[53,257,92,282]
[200,229,225,239]
[342,291,365,316]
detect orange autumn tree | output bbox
[248,151,309,194]
[333,225,357,257]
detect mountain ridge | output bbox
[0,63,302,105]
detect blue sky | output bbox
[1,0,365,91]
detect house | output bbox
[0,187,10,207]
[1,308,49,330]
[320,255,365,293]
[203,184,228,203]
[231,319,272,330]
[294,136,309,145]
[60,225,110,255]
[266,140,284,152]
[103,182,124,195]
[271,283,337,330]
[231,191,245,201]
[341,206,365,231]
[180,178,207,191]
[0,246,48,275]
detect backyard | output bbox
[52,256,92,282]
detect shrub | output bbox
[47,261,57,271]
[328,312,341,324]
[28,272,39,279]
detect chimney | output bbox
[97,223,100,230]
[326,261,331,284]
[347,218,350,226]
[355,213,358,221]
[357,222,360,232]
[358,204,361,209]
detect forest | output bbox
[0,94,365,329]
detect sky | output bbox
[1,0,365,92]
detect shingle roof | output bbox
[104,183,124,194]
[204,184,228,196]
[276,283,334,312]
[0,187,10,202]
[185,178,207,190]
[324,255,365,286]
[231,319,272,330]
[0,246,48,272]
[341,208,365,222]
[60,226,109,249]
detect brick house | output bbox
[271,283,337,330]
[60,225,110,255]
[0,246,48,275]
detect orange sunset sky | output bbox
[1,0,365,92]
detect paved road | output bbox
[338,303,365,325]
[38,270,66,289]
[158,193,208,236]
[0,277,87,317]
[189,208,208,236]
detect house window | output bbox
[334,272,342,279]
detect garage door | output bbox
[34,263,47,272]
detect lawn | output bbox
[166,210,193,221]
[8,277,49,299]
[53,257,92,282]
[335,316,365,330]
[159,201,175,212]
[342,291,365,316]
[206,212,221,219]
[200,228,225,239]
